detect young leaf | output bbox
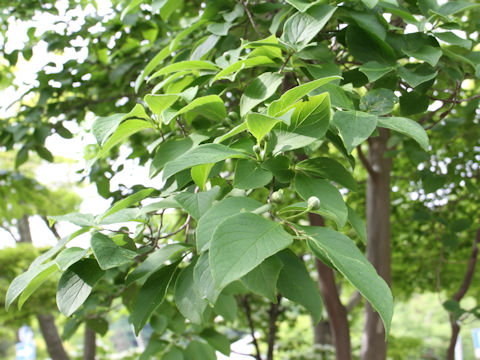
[57,259,105,317]
[90,232,137,270]
[305,226,393,336]
[196,197,263,252]
[332,111,378,153]
[191,163,215,190]
[131,262,178,335]
[241,255,284,303]
[240,72,283,116]
[144,94,179,115]
[377,117,429,151]
[210,213,293,289]
[276,250,323,323]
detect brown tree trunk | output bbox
[313,319,333,346]
[360,129,392,360]
[309,213,352,360]
[83,326,96,360]
[17,215,70,360]
[37,314,70,360]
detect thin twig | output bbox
[41,216,61,240]
[267,295,282,360]
[241,296,262,360]
[356,145,377,177]
[430,93,480,104]
[176,117,187,137]
[239,0,262,37]
[278,52,292,74]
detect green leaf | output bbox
[296,157,357,191]
[86,317,109,336]
[434,31,472,49]
[184,341,216,360]
[332,111,378,153]
[200,328,230,356]
[305,226,393,336]
[101,188,155,219]
[149,60,218,81]
[398,64,437,88]
[131,262,178,335]
[240,72,283,116]
[362,0,379,8]
[399,92,430,116]
[214,122,247,144]
[346,26,395,65]
[162,144,247,180]
[213,293,238,322]
[174,95,226,122]
[6,261,57,310]
[190,35,220,61]
[377,117,429,151]
[246,113,280,143]
[191,163,215,190]
[17,262,58,310]
[402,46,442,67]
[285,0,323,12]
[207,22,234,36]
[55,247,89,271]
[212,56,277,82]
[360,89,397,115]
[294,174,348,228]
[347,205,367,244]
[49,213,95,227]
[135,45,171,92]
[92,114,124,146]
[268,77,339,117]
[432,1,480,17]
[126,244,188,285]
[57,259,105,317]
[277,250,323,323]
[359,61,396,83]
[174,186,220,220]
[175,262,208,324]
[210,213,293,289]
[193,251,221,303]
[234,159,273,189]
[90,233,137,270]
[144,94,179,115]
[161,347,184,360]
[97,120,155,159]
[196,197,263,252]
[241,255,283,303]
[281,4,336,49]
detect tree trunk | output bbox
[83,326,96,360]
[309,213,352,360]
[313,319,333,346]
[37,314,70,360]
[17,215,70,360]
[361,129,392,360]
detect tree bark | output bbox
[83,326,96,360]
[361,128,392,360]
[309,213,352,360]
[17,215,32,243]
[37,314,70,360]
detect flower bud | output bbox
[271,190,284,204]
[253,145,262,154]
[307,196,321,210]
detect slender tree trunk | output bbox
[37,314,70,360]
[361,129,392,360]
[17,215,70,360]
[309,213,352,360]
[83,326,96,360]
[313,319,333,345]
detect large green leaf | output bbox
[55,247,89,271]
[397,64,437,88]
[131,262,178,335]
[175,261,208,324]
[234,159,273,189]
[101,188,155,219]
[173,95,226,122]
[241,255,283,303]
[126,244,188,285]
[294,174,348,228]
[196,197,263,252]
[162,144,247,180]
[359,89,397,116]
[268,77,339,117]
[332,111,378,153]
[6,261,58,310]
[144,94,179,115]
[193,251,221,303]
[57,259,105,317]
[90,232,137,270]
[347,205,367,244]
[240,72,283,116]
[346,25,395,64]
[277,250,323,323]
[210,213,293,289]
[296,157,357,191]
[402,46,442,67]
[282,4,336,50]
[97,120,155,159]
[246,113,281,143]
[377,117,429,151]
[305,226,393,335]
[174,186,220,220]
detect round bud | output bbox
[307,196,321,210]
[271,190,284,204]
[228,111,240,121]
[263,132,271,141]
[253,145,262,154]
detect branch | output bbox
[238,0,262,37]
[429,93,480,104]
[357,145,377,177]
[41,216,61,240]
[241,296,262,360]
[267,295,282,360]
